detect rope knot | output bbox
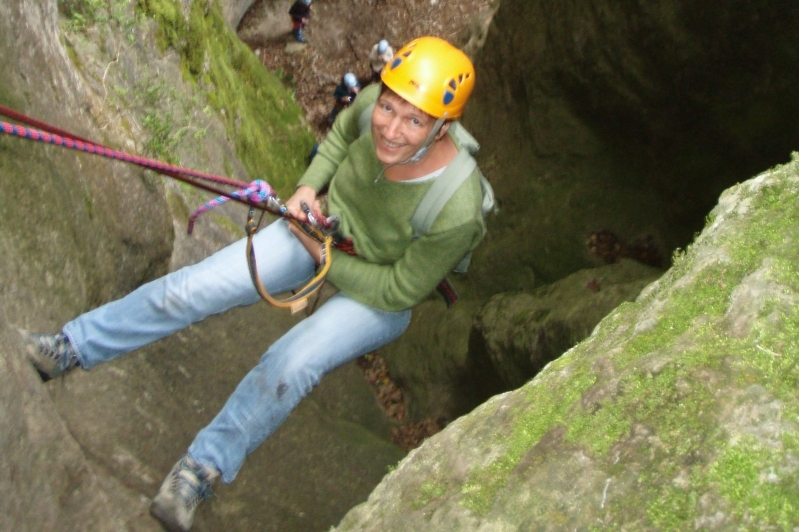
[188,179,276,235]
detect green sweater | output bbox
[298,84,485,312]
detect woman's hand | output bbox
[285,185,320,222]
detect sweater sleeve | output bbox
[325,170,485,311]
[298,84,379,192]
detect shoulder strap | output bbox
[410,149,476,238]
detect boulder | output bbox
[475,259,663,389]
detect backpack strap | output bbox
[410,149,476,238]
[411,149,477,308]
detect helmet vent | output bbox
[443,91,455,105]
[389,58,403,70]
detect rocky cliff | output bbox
[1,1,398,531]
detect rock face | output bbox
[475,259,663,389]
[334,156,799,530]
[378,260,663,426]
[0,0,174,325]
[221,0,258,29]
[0,2,173,531]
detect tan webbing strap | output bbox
[245,213,333,314]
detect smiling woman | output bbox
[371,36,475,176]
[289,36,482,277]
[370,88,457,175]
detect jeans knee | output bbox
[260,353,321,405]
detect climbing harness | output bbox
[243,196,337,314]
[0,103,335,314]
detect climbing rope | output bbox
[0,111,253,205]
[0,104,334,314]
[187,179,278,234]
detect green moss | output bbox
[211,212,242,237]
[460,357,597,514]
[164,187,189,224]
[142,108,180,163]
[411,480,448,510]
[137,0,313,197]
[570,348,714,453]
[136,0,184,50]
[60,0,134,33]
[705,437,799,529]
[63,39,83,71]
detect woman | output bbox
[21,36,484,532]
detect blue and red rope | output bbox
[0,104,283,230]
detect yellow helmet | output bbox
[380,36,475,119]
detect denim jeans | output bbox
[63,220,411,482]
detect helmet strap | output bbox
[404,118,445,164]
[372,105,446,183]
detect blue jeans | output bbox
[63,220,411,482]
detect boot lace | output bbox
[171,458,214,509]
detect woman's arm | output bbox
[326,218,483,311]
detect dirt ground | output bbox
[237,0,493,449]
[238,0,494,139]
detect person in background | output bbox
[369,39,394,82]
[18,36,482,532]
[327,72,360,125]
[288,0,312,43]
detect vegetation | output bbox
[136,0,314,197]
[58,0,313,198]
[59,0,138,33]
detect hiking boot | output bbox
[293,28,307,43]
[150,455,219,532]
[17,329,80,380]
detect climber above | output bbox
[288,0,312,43]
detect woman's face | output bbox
[371,90,437,166]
